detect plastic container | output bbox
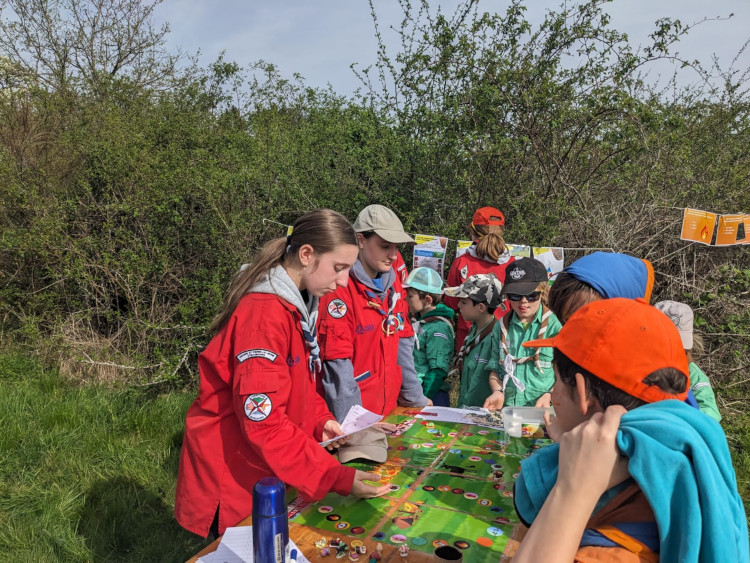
[252,477,289,563]
[501,406,552,438]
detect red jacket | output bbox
[174,293,355,537]
[318,273,414,416]
[444,250,515,350]
[393,251,409,284]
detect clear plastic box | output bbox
[501,406,552,438]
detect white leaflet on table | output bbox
[319,404,383,446]
[413,406,487,424]
[196,527,309,563]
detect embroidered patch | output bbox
[286,354,300,367]
[236,349,278,363]
[433,332,449,341]
[692,381,710,390]
[244,393,273,421]
[355,323,375,334]
[509,267,525,280]
[327,298,348,319]
[460,265,469,280]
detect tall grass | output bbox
[0,352,204,562]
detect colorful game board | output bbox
[289,414,550,562]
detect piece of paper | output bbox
[506,243,531,258]
[715,214,749,246]
[680,208,716,245]
[412,406,485,424]
[532,247,565,280]
[455,240,473,258]
[197,528,310,563]
[319,405,383,446]
[412,234,449,277]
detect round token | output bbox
[432,539,449,548]
[513,472,520,478]
[454,540,470,549]
[463,432,474,436]
[483,458,497,464]
[486,526,504,536]
[476,537,494,547]
[422,442,434,448]
[351,540,364,548]
[351,527,365,535]
[490,506,503,512]
[493,483,506,490]
[494,516,511,525]
[389,484,400,491]
[427,428,437,434]
[318,505,333,513]
[327,514,341,521]
[448,432,458,437]
[390,534,407,544]
[374,531,386,540]
[426,422,435,428]
[469,455,481,462]
[348,552,359,561]
[451,488,464,494]
[336,521,350,530]
[502,490,514,497]
[492,464,503,470]
[397,446,407,451]
[438,485,451,492]
[422,485,435,492]
[478,450,491,455]
[449,448,461,454]
[478,499,492,506]
[464,492,478,500]
[411,537,427,546]
[410,444,421,449]
[477,430,489,435]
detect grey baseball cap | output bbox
[655,300,693,350]
[444,273,504,308]
[353,205,415,244]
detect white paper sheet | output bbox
[318,404,383,446]
[196,527,310,563]
[413,406,487,424]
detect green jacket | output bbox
[489,306,562,407]
[412,304,455,399]
[458,319,498,407]
[689,362,722,422]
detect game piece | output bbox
[336,550,347,559]
[348,552,360,561]
[376,543,383,553]
[337,543,349,554]
[399,544,409,557]
[357,546,367,554]
[370,551,381,561]
[330,538,342,548]
[321,547,330,557]
[315,538,327,548]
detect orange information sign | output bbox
[680,208,717,245]
[715,214,749,246]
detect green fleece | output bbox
[689,362,722,422]
[458,320,498,407]
[489,306,562,407]
[413,304,455,398]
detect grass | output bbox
[1,351,748,562]
[0,351,205,562]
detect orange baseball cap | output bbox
[471,207,505,227]
[523,298,689,403]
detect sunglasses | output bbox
[507,291,542,302]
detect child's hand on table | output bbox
[483,390,505,411]
[351,470,390,498]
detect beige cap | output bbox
[655,300,694,350]
[337,428,388,464]
[353,205,415,244]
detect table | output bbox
[187,407,540,562]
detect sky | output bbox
[153,0,750,96]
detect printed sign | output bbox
[715,214,749,246]
[680,208,717,245]
[412,234,449,277]
[455,240,473,259]
[506,244,531,258]
[532,247,565,280]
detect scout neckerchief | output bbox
[499,304,552,393]
[449,317,497,376]
[365,287,404,335]
[412,310,455,350]
[299,293,321,375]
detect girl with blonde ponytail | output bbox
[175,209,389,540]
[445,206,516,352]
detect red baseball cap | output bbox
[471,207,505,227]
[523,298,689,403]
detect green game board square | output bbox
[378,502,514,562]
[290,494,394,538]
[385,434,447,467]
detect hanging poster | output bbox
[412,234,449,276]
[715,214,748,246]
[455,240,473,258]
[532,247,565,280]
[680,208,716,245]
[506,244,531,258]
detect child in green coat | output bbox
[404,267,455,407]
[444,273,504,407]
[485,258,561,410]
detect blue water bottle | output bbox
[252,477,289,563]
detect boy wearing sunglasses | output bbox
[484,258,561,411]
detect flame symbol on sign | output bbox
[701,225,709,240]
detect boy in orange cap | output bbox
[512,298,748,563]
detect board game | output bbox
[288,414,550,561]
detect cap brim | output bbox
[338,444,388,464]
[502,281,542,295]
[373,228,415,244]
[444,286,469,298]
[523,336,558,349]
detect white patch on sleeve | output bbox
[244,393,273,421]
[236,349,278,363]
[692,381,710,391]
[460,265,469,280]
[433,332,449,341]
[327,299,348,319]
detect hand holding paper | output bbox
[319,405,383,447]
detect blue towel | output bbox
[515,401,749,563]
[565,252,649,299]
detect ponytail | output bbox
[470,224,507,262]
[210,209,356,334]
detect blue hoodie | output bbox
[514,401,749,563]
[565,252,654,301]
